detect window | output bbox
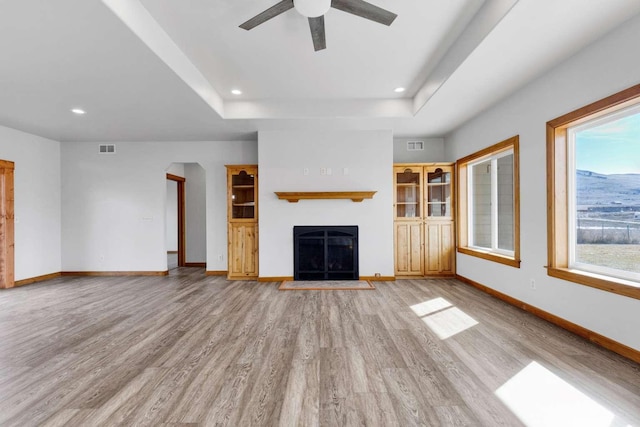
[457,136,520,267]
[548,84,640,299]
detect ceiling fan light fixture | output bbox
[293,0,331,18]
[240,0,397,52]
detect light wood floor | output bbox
[1,269,639,426]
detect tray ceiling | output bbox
[0,0,639,141]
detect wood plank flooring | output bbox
[0,269,638,426]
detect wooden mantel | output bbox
[275,191,377,203]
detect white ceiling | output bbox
[138,0,480,100]
[1,0,639,142]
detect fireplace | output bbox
[294,226,359,280]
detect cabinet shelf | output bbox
[233,185,254,189]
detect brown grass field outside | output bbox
[576,219,640,244]
[576,244,640,274]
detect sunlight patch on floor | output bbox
[496,361,615,427]
[410,298,479,339]
[410,297,452,317]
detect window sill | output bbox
[458,247,521,268]
[548,267,640,300]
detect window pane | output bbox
[428,168,449,184]
[497,154,514,251]
[573,110,640,276]
[458,135,519,267]
[231,171,255,219]
[427,169,451,217]
[472,160,492,248]
[396,169,420,218]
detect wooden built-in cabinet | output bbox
[394,163,455,277]
[395,221,423,276]
[226,165,258,280]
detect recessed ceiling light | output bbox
[71,108,86,115]
[231,89,242,95]
[394,87,406,93]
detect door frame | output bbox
[0,160,15,288]
[166,173,186,267]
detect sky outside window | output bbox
[576,112,640,175]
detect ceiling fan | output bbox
[239,0,397,52]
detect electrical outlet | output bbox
[320,168,326,175]
[303,168,309,176]
[218,254,224,261]
[326,168,332,175]
[530,279,536,290]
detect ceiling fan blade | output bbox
[308,16,326,51]
[331,0,397,26]
[240,0,294,30]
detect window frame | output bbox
[547,84,640,300]
[457,136,521,268]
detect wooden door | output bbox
[394,166,423,220]
[394,221,423,276]
[226,165,258,280]
[394,165,424,276]
[424,222,455,275]
[440,222,455,274]
[424,165,455,276]
[0,160,14,288]
[228,222,258,279]
[227,166,257,222]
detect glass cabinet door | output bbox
[426,167,452,218]
[395,168,422,218]
[231,170,255,219]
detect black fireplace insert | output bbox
[294,226,358,280]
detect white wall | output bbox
[393,137,445,163]
[61,141,256,272]
[185,163,206,263]
[165,180,178,251]
[0,125,61,281]
[445,14,640,350]
[258,130,394,278]
[166,163,184,177]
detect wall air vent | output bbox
[99,144,116,154]
[407,141,424,151]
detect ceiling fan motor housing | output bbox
[294,0,331,17]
